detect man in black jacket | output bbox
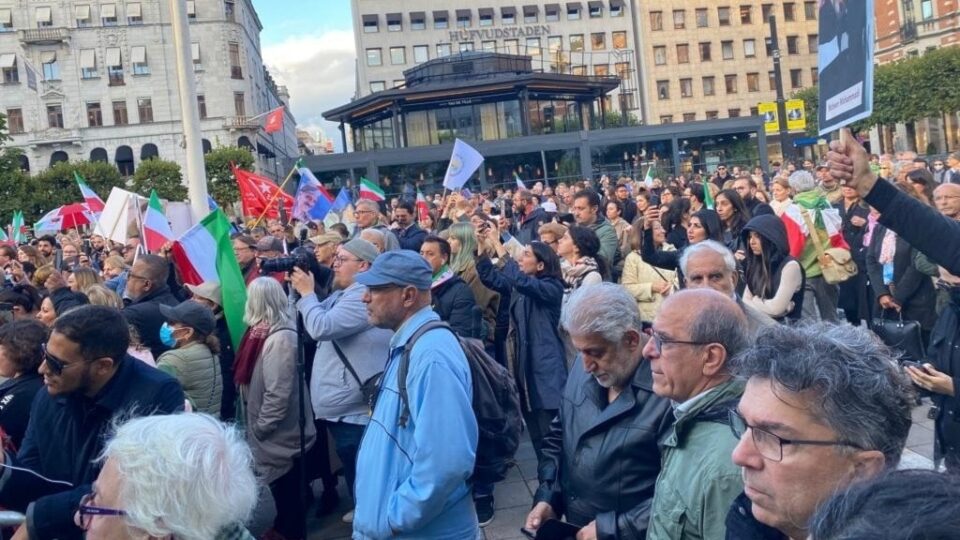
[0,305,184,540]
[420,236,481,339]
[512,190,548,246]
[392,201,427,253]
[123,254,179,358]
[526,284,670,540]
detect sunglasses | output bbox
[42,343,77,376]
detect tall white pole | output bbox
[168,0,209,221]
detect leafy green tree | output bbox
[131,158,187,201]
[792,86,819,137]
[30,161,125,221]
[204,146,255,207]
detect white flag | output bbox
[442,139,484,191]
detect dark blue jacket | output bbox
[394,223,428,253]
[0,356,184,540]
[476,256,566,411]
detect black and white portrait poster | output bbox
[818,0,874,135]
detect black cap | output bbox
[159,301,216,336]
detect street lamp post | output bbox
[768,15,793,162]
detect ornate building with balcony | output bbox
[0,0,298,179]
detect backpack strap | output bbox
[397,320,455,428]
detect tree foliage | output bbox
[204,146,255,207]
[131,158,187,201]
[868,46,960,127]
[29,161,125,221]
[792,86,819,137]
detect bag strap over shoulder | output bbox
[331,340,363,388]
[799,208,827,259]
[397,320,456,427]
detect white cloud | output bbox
[262,30,356,152]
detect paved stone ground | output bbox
[308,401,938,539]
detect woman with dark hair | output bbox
[604,200,631,263]
[905,168,935,206]
[558,225,605,299]
[0,320,47,448]
[835,184,871,325]
[640,208,723,276]
[0,284,42,320]
[475,231,566,466]
[741,215,805,322]
[661,198,692,250]
[685,182,707,213]
[715,188,752,253]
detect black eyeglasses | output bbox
[649,330,711,356]
[77,493,126,531]
[41,343,74,376]
[728,409,865,462]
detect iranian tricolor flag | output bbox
[170,210,247,349]
[416,190,429,222]
[143,190,174,253]
[359,177,385,202]
[781,204,849,258]
[75,172,106,213]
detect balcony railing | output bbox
[19,27,70,44]
[223,116,259,130]
[900,21,918,43]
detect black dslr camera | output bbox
[260,251,313,274]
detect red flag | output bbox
[233,165,293,218]
[264,106,284,134]
[416,190,429,222]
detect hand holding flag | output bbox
[442,139,484,191]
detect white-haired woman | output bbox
[234,277,316,540]
[74,413,258,540]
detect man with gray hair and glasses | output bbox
[525,283,670,540]
[679,240,775,337]
[353,199,399,252]
[644,289,749,540]
[725,323,914,540]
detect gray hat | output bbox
[185,282,222,308]
[310,232,342,246]
[159,300,216,336]
[256,236,283,252]
[355,250,432,290]
[341,238,379,264]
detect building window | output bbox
[761,3,773,20]
[456,11,470,28]
[610,2,622,17]
[482,40,496,51]
[369,81,385,93]
[502,8,516,24]
[728,108,741,118]
[233,92,244,116]
[680,78,692,97]
[138,98,153,123]
[0,7,13,31]
[224,0,235,22]
[589,3,602,17]
[699,42,712,61]
[1,55,18,83]
[722,40,734,60]
[783,2,795,21]
[660,115,673,124]
[612,31,627,50]
[744,39,756,57]
[718,7,730,26]
[768,70,776,90]
[546,6,561,21]
[696,8,708,27]
[673,9,685,29]
[706,110,719,120]
[920,0,934,19]
[523,6,537,23]
[459,42,474,52]
[47,104,64,128]
[683,112,696,122]
[804,1,816,19]
[594,64,608,76]
[101,3,117,26]
[479,10,493,26]
[413,45,428,64]
[411,13,425,30]
[570,34,584,52]
[790,68,802,88]
[186,0,195,20]
[434,13,448,29]
[615,62,630,80]
[811,67,819,84]
[725,74,737,94]
[86,102,102,127]
[747,72,760,92]
[740,5,752,24]
[702,76,715,96]
[786,36,799,55]
[649,11,662,30]
[437,43,452,57]
[366,48,382,67]
[676,43,689,63]
[765,37,774,55]
[807,34,818,53]
[197,95,207,119]
[112,100,128,125]
[41,52,60,81]
[106,47,123,85]
[567,5,581,20]
[390,47,405,65]
[131,46,149,76]
[76,4,91,27]
[525,38,540,56]
[656,80,669,100]
[362,15,378,33]
[387,14,401,31]
[653,46,666,65]
[191,42,202,70]
[228,42,242,78]
[591,33,605,51]
[750,106,759,116]
[6,108,23,133]
[392,79,404,88]
[36,6,52,27]
[127,2,142,24]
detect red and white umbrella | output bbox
[34,203,96,232]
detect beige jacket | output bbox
[620,251,677,322]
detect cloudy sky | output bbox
[252,0,355,151]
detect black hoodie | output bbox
[741,215,805,321]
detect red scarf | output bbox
[233,322,271,386]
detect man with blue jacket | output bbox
[0,305,184,540]
[353,250,479,539]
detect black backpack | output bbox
[397,320,522,485]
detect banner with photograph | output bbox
[817,0,874,135]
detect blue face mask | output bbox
[159,322,177,347]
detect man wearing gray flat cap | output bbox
[351,250,480,539]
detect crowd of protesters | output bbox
[0,138,955,540]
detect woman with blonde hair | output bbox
[446,221,500,351]
[18,245,45,268]
[68,267,101,293]
[84,284,123,309]
[621,221,677,322]
[769,176,793,216]
[101,255,128,294]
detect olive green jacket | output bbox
[156,342,223,418]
